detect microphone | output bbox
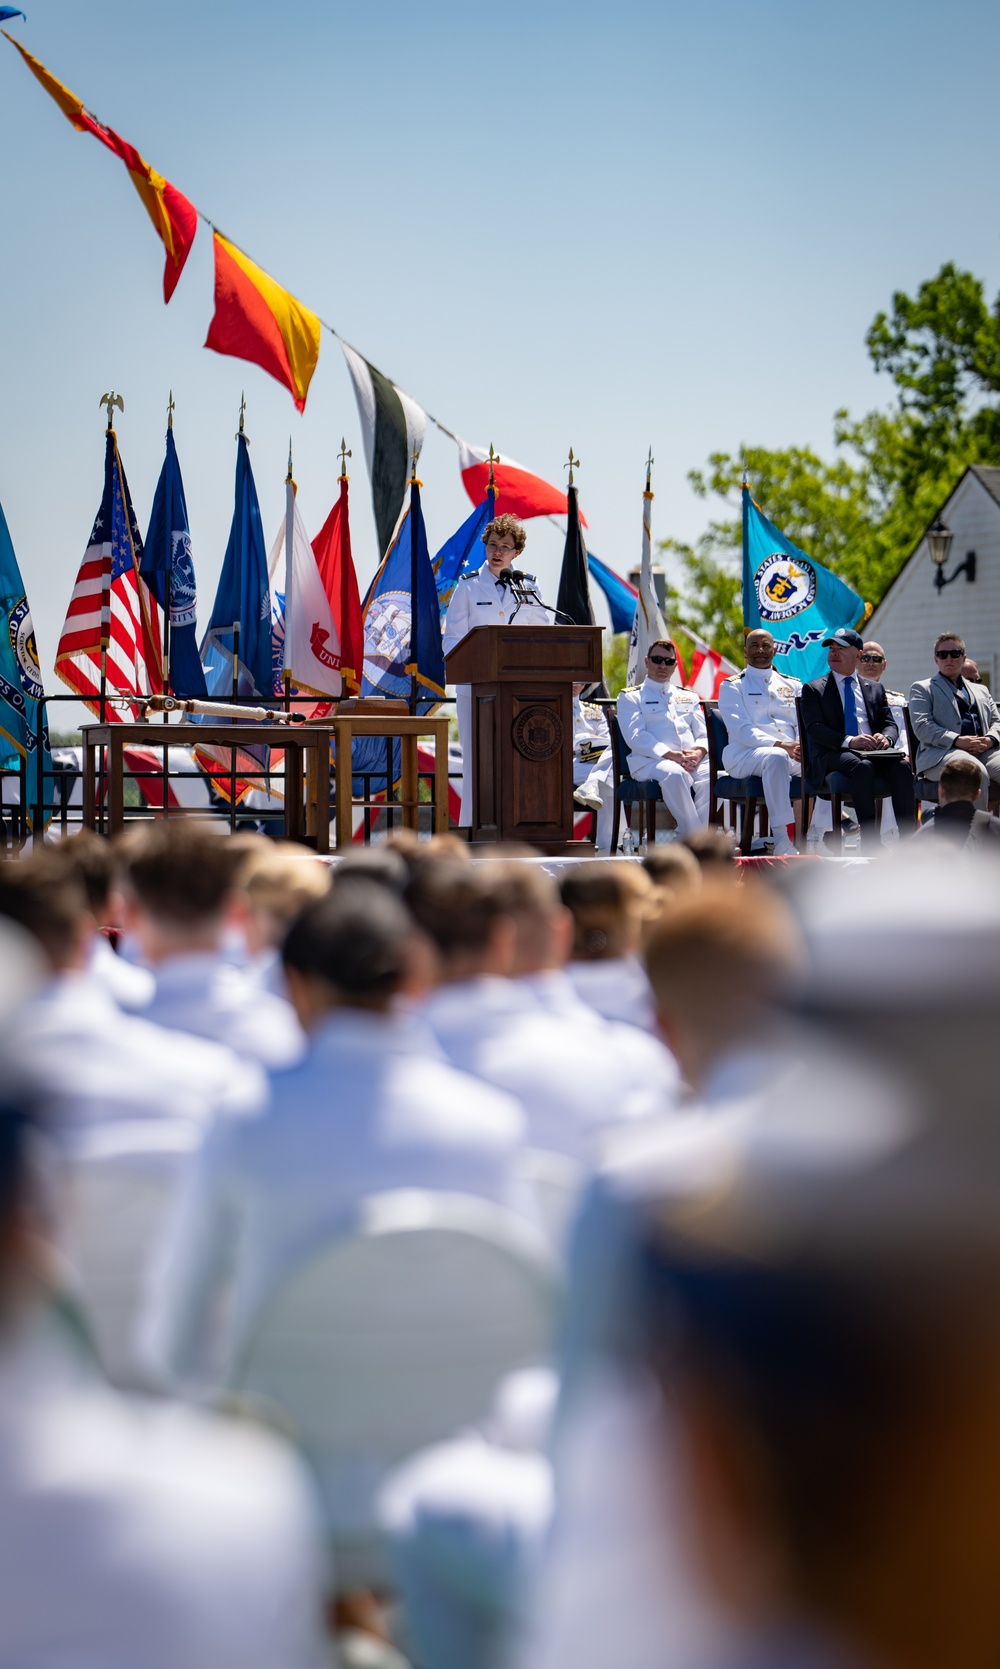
[498,566,528,590]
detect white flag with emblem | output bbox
[276,478,343,697]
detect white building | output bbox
[867,465,1000,694]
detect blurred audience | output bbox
[915,754,1000,849]
[641,841,701,898]
[235,841,331,993]
[559,862,658,1031]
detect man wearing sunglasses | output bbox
[718,628,801,856]
[909,633,1000,812]
[616,640,709,838]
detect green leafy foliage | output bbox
[603,633,630,697]
[664,264,1000,653]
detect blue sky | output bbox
[1,0,998,724]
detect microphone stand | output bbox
[499,567,576,626]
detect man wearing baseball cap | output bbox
[800,626,916,850]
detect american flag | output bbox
[56,431,163,717]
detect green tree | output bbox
[665,264,1000,652]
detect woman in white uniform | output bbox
[442,514,550,826]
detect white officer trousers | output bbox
[629,756,710,838]
[577,753,616,851]
[723,745,799,833]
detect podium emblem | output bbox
[512,705,563,762]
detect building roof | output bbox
[970,465,1000,510]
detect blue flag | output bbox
[432,491,494,619]
[142,428,208,699]
[202,431,273,699]
[0,493,51,830]
[362,480,445,710]
[587,552,638,636]
[742,486,866,684]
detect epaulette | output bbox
[887,689,905,702]
[581,701,604,717]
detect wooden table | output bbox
[80,722,333,852]
[330,713,451,849]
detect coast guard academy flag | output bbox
[433,492,495,619]
[742,486,867,684]
[56,430,163,715]
[0,493,51,829]
[362,478,445,708]
[341,342,426,559]
[142,426,208,698]
[202,430,273,699]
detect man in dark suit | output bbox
[801,627,916,849]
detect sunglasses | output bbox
[936,649,965,659]
[648,654,676,666]
[859,654,885,664]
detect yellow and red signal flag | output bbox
[205,233,321,413]
[4,32,197,302]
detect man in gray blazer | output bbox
[909,632,1000,808]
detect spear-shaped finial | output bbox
[338,437,352,479]
[645,446,654,495]
[410,439,421,482]
[99,391,124,432]
[238,392,246,437]
[565,446,580,488]
[167,389,175,431]
[286,438,294,487]
[487,442,499,492]
[741,451,749,488]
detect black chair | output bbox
[703,701,804,856]
[796,696,890,847]
[608,709,664,854]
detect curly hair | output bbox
[482,513,527,556]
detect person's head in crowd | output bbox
[934,632,967,683]
[559,862,653,964]
[488,857,573,977]
[116,823,244,964]
[963,658,982,684]
[744,629,776,671]
[859,640,887,682]
[46,831,119,930]
[405,860,515,984]
[0,853,92,974]
[282,882,423,1031]
[333,846,410,899]
[236,844,331,956]
[682,826,737,873]
[481,512,527,576]
[380,831,472,884]
[644,881,797,1088]
[938,754,986,808]
[642,843,701,899]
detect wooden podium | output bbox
[445,623,604,851]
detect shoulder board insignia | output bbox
[887,690,905,702]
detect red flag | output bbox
[312,473,363,695]
[457,439,586,525]
[4,32,197,302]
[206,233,321,412]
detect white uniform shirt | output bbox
[144,1008,531,1387]
[0,1302,328,1669]
[139,950,305,1069]
[423,976,648,1159]
[616,680,706,766]
[443,561,550,656]
[573,699,610,763]
[522,970,680,1118]
[717,667,799,757]
[563,957,658,1034]
[88,933,156,1010]
[9,971,264,1144]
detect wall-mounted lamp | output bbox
[928,517,976,592]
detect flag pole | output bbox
[162,391,174,703]
[284,439,294,713]
[409,442,420,717]
[97,390,123,723]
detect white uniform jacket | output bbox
[139,950,305,1070]
[443,561,550,657]
[717,667,800,764]
[616,680,707,769]
[573,698,610,763]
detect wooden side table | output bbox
[330,714,451,849]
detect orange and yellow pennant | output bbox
[4,32,197,301]
[205,233,321,413]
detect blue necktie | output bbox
[842,675,858,737]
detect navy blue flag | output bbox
[587,552,638,636]
[202,430,273,699]
[0,492,50,829]
[432,490,495,620]
[362,479,445,710]
[0,10,27,21]
[143,427,207,698]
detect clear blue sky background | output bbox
[1,0,998,726]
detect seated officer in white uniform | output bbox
[442,513,550,826]
[572,687,617,852]
[119,822,304,1069]
[616,640,709,838]
[717,627,801,856]
[144,882,530,1389]
[0,1065,328,1669]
